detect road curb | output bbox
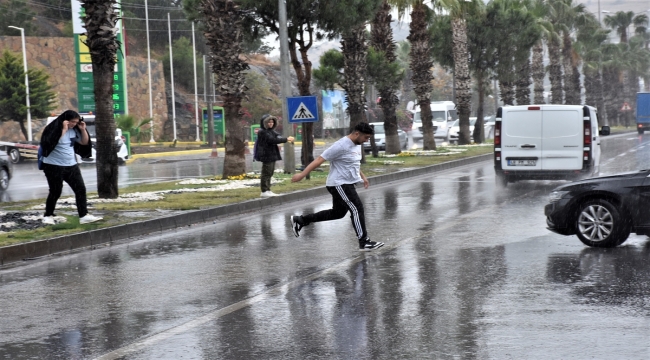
[0,153,492,267]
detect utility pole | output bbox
[168,13,177,141]
[192,22,200,142]
[145,0,154,142]
[279,0,295,173]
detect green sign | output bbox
[202,107,226,137]
[74,31,128,115]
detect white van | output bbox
[409,101,458,141]
[46,114,129,164]
[494,105,609,187]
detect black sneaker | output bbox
[359,239,384,251]
[290,216,304,237]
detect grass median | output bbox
[0,144,492,247]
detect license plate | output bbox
[508,160,536,166]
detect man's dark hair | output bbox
[353,122,374,135]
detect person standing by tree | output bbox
[256,114,294,198]
[290,122,384,251]
[40,110,103,225]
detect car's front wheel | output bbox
[575,199,630,248]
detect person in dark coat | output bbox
[40,110,103,225]
[256,114,294,198]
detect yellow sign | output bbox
[78,35,89,53]
[79,54,92,63]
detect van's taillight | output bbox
[528,106,541,110]
[494,119,502,169]
[584,124,591,145]
[583,120,591,167]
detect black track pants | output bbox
[302,184,367,241]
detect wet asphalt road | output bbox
[1,133,650,359]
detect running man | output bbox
[290,122,384,251]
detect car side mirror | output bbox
[599,126,610,136]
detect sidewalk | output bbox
[0,152,493,267]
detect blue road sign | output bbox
[287,96,319,123]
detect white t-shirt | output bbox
[320,137,362,186]
[43,129,79,166]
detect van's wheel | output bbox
[496,174,508,188]
[575,199,629,248]
[638,129,645,135]
[8,148,20,164]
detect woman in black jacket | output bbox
[256,114,293,197]
[40,110,103,225]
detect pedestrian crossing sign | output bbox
[287,96,319,123]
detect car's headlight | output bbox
[548,190,569,203]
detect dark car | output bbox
[545,170,650,248]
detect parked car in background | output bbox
[0,150,13,191]
[408,101,458,141]
[364,122,408,152]
[545,169,650,248]
[448,118,477,144]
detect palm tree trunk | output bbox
[548,37,563,104]
[451,17,471,145]
[372,0,400,154]
[222,94,247,175]
[515,53,532,105]
[498,78,515,106]
[562,32,578,104]
[473,68,485,143]
[341,24,368,131]
[408,2,435,150]
[202,0,248,177]
[288,28,315,168]
[82,0,120,198]
[584,66,598,107]
[602,65,619,126]
[597,68,607,125]
[532,41,545,104]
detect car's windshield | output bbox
[432,111,446,122]
[372,124,385,134]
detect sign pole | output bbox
[279,0,295,173]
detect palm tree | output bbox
[201,0,248,177]
[512,2,541,106]
[575,16,609,123]
[81,0,120,198]
[392,0,436,150]
[396,41,413,94]
[604,11,649,44]
[529,0,551,104]
[371,0,402,154]
[604,11,649,112]
[601,43,624,126]
[546,0,585,105]
[341,24,370,130]
[439,0,474,144]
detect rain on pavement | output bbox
[1,133,650,359]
